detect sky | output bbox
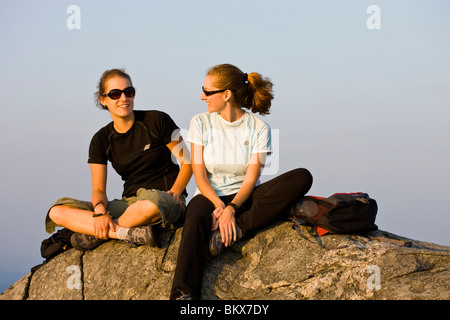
[0,0,449,293]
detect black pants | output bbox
[169,168,313,299]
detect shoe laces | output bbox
[128,227,148,244]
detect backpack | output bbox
[290,192,412,248]
[40,228,74,261]
[290,192,378,236]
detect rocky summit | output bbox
[1,221,449,300]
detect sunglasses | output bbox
[102,87,136,100]
[202,86,228,96]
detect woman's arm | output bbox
[191,142,224,209]
[90,163,115,238]
[165,136,193,204]
[191,142,226,232]
[217,153,266,246]
[90,163,108,211]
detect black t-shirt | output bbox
[88,110,186,198]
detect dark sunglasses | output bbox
[102,87,136,100]
[202,86,228,96]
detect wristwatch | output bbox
[226,202,239,212]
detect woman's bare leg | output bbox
[48,199,161,237]
[48,205,119,238]
[116,200,162,227]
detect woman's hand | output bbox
[217,206,237,247]
[211,204,225,231]
[167,190,183,206]
[93,215,115,239]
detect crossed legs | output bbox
[48,199,162,239]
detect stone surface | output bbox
[1,221,449,300]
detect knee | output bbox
[48,205,64,225]
[134,200,160,219]
[292,168,313,190]
[292,168,312,182]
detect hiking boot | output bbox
[209,225,243,257]
[127,225,161,248]
[70,233,106,252]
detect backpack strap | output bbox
[290,217,347,250]
[291,217,314,243]
[368,235,412,247]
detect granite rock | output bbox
[1,221,449,300]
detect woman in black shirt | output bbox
[46,69,192,251]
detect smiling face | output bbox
[100,76,135,120]
[201,75,229,113]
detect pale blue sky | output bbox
[1,0,449,292]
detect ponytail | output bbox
[207,64,274,115]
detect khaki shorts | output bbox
[45,188,186,234]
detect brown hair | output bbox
[94,68,133,109]
[206,64,274,115]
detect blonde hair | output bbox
[207,64,274,115]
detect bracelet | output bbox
[226,202,239,212]
[93,201,104,208]
[92,212,111,218]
